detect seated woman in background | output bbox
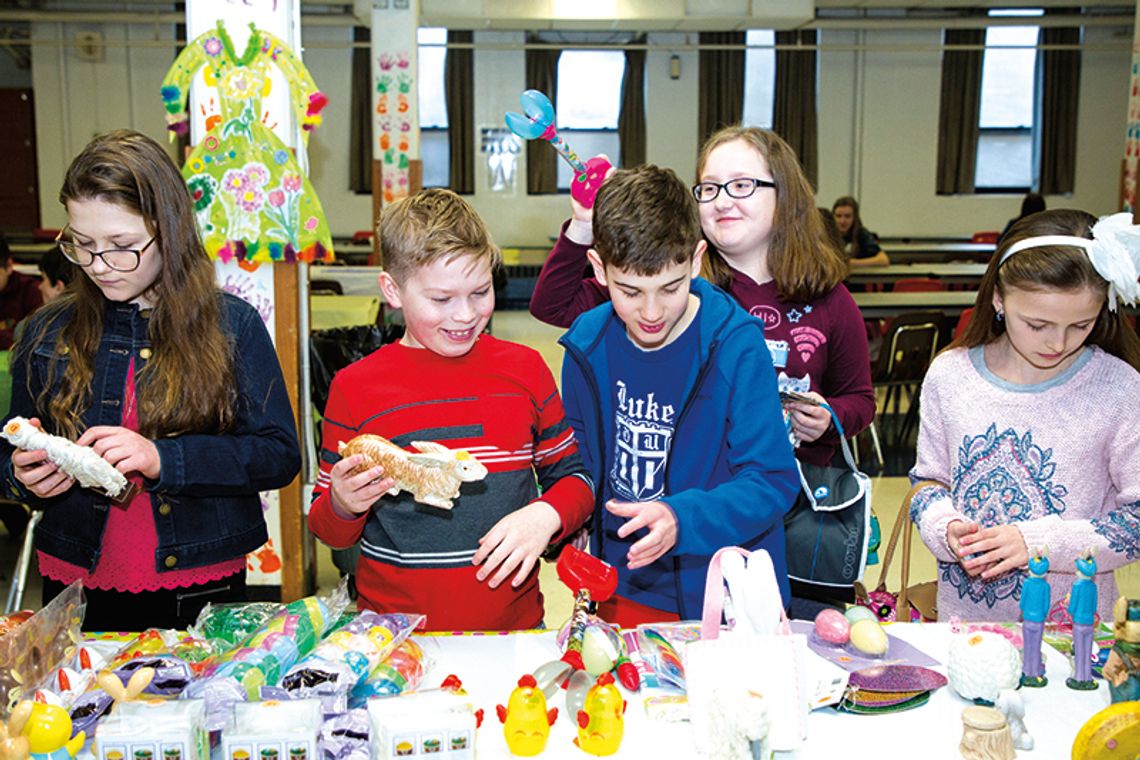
[999,193,1046,243]
[833,196,889,268]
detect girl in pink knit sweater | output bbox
[910,209,1140,622]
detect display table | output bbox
[420,623,1109,759]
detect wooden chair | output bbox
[971,231,1000,244]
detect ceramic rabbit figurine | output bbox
[338,435,488,509]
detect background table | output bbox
[419,623,1109,759]
[853,291,978,319]
[847,262,988,286]
[309,294,381,330]
[883,243,994,263]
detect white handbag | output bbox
[684,546,809,756]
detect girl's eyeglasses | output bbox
[55,226,156,273]
[692,178,777,203]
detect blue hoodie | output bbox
[560,277,799,618]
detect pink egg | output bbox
[814,608,851,644]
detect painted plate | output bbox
[848,664,948,693]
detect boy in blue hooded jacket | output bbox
[558,164,799,624]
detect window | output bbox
[418,27,449,188]
[742,29,775,128]
[555,50,624,190]
[975,12,1041,191]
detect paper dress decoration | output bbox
[161,21,333,264]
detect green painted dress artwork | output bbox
[161,21,333,264]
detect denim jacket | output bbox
[0,292,301,573]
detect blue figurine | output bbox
[1020,547,1050,687]
[1066,548,1099,690]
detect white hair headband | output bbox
[999,212,1140,311]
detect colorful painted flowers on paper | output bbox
[202,36,223,57]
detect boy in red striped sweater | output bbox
[308,189,593,631]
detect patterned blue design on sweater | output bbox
[955,424,1067,526]
[909,484,943,524]
[940,559,1022,608]
[1092,503,1140,560]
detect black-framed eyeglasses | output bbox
[55,226,156,273]
[692,178,777,203]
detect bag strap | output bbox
[874,480,949,608]
[816,402,862,477]
[700,546,790,640]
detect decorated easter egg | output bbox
[844,605,879,626]
[947,631,1021,704]
[814,609,851,644]
[849,619,888,656]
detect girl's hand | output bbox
[569,154,615,225]
[958,524,1029,580]
[946,519,979,557]
[78,426,162,480]
[607,498,678,570]
[786,391,832,443]
[328,454,394,519]
[473,501,561,589]
[12,435,75,498]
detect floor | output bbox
[3,309,1137,627]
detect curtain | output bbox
[698,32,745,145]
[1039,23,1081,194]
[525,38,560,194]
[618,40,646,168]
[445,30,475,194]
[935,28,984,195]
[773,30,819,188]
[349,25,372,193]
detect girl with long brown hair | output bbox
[1,130,299,631]
[911,209,1140,624]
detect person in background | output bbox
[818,207,846,260]
[0,130,300,632]
[910,209,1140,623]
[37,245,75,303]
[999,193,1047,244]
[0,235,44,349]
[833,196,889,268]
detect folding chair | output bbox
[4,504,41,614]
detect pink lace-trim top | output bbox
[39,357,245,592]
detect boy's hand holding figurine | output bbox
[607,499,677,570]
[328,454,396,518]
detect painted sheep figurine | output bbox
[338,434,488,509]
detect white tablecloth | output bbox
[418,623,1111,759]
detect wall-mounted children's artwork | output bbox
[375,51,415,203]
[161,20,333,264]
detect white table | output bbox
[417,623,1110,759]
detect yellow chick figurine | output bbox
[575,672,626,756]
[19,702,84,760]
[496,674,557,757]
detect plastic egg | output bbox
[844,605,879,626]
[581,625,622,676]
[849,619,888,656]
[813,609,851,644]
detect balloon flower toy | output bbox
[505,90,612,208]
